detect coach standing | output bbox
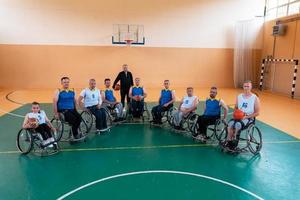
[113,64,134,107]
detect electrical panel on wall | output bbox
[272,24,287,36]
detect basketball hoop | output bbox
[125,39,134,46]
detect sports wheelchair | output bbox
[150,106,178,126]
[218,118,262,155]
[16,128,59,156]
[50,112,89,142]
[191,115,227,142]
[168,110,198,132]
[126,101,150,122]
[80,107,113,132]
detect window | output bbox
[266,0,300,20]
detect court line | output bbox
[0,107,25,118]
[1,140,299,155]
[56,170,264,200]
[5,91,25,105]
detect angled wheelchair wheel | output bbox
[167,107,177,126]
[104,108,113,128]
[51,118,64,142]
[16,129,33,154]
[214,119,227,142]
[215,122,227,143]
[79,119,89,137]
[187,113,199,132]
[80,110,94,132]
[143,102,150,121]
[247,124,262,155]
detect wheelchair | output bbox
[191,115,227,142]
[80,107,113,132]
[103,103,126,123]
[16,128,59,156]
[126,100,150,122]
[150,106,177,127]
[168,110,198,132]
[218,118,262,155]
[50,112,89,142]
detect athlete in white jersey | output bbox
[23,102,56,146]
[78,79,109,133]
[173,87,198,129]
[226,80,260,149]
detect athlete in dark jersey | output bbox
[193,87,228,141]
[151,80,175,124]
[53,77,82,139]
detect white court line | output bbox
[57,170,264,200]
[0,108,25,118]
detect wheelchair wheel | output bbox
[143,102,150,121]
[247,124,262,154]
[79,119,89,137]
[51,118,64,142]
[167,107,177,126]
[104,108,113,128]
[214,119,227,142]
[187,113,198,132]
[16,129,33,154]
[80,111,93,132]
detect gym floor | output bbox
[0,89,300,200]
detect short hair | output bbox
[244,80,252,84]
[61,77,70,82]
[32,101,40,106]
[89,78,96,82]
[211,86,217,90]
[123,64,128,67]
[164,80,170,82]
[187,87,193,90]
[104,78,111,83]
[135,77,140,80]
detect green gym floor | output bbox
[0,103,300,200]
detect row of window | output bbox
[266,0,300,20]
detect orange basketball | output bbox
[114,84,120,91]
[233,109,245,120]
[136,96,142,101]
[28,118,39,128]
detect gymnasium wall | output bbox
[0,0,264,89]
[262,14,300,97]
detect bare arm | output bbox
[45,115,55,130]
[187,97,198,112]
[78,95,85,110]
[22,114,30,129]
[220,99,228,120]
[245,97,260,119]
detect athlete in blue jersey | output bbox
[129,78,147,118]
[193,87,228,142]
[103,78,124,121]
[53,77,82,139]
[151,80,175,124]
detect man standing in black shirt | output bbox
[113,64,134,107]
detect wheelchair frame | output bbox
[16,128,59,156]
[218,119,263,155]
[50,112,89,142]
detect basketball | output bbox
[136,96,142,101]
[233,109,245,120]
[114,84,120,91]
[28,118,39,128]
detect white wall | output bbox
[0,0,265,48]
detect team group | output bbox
[22,64,260,150]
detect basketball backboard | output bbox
[112,24,145,45]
